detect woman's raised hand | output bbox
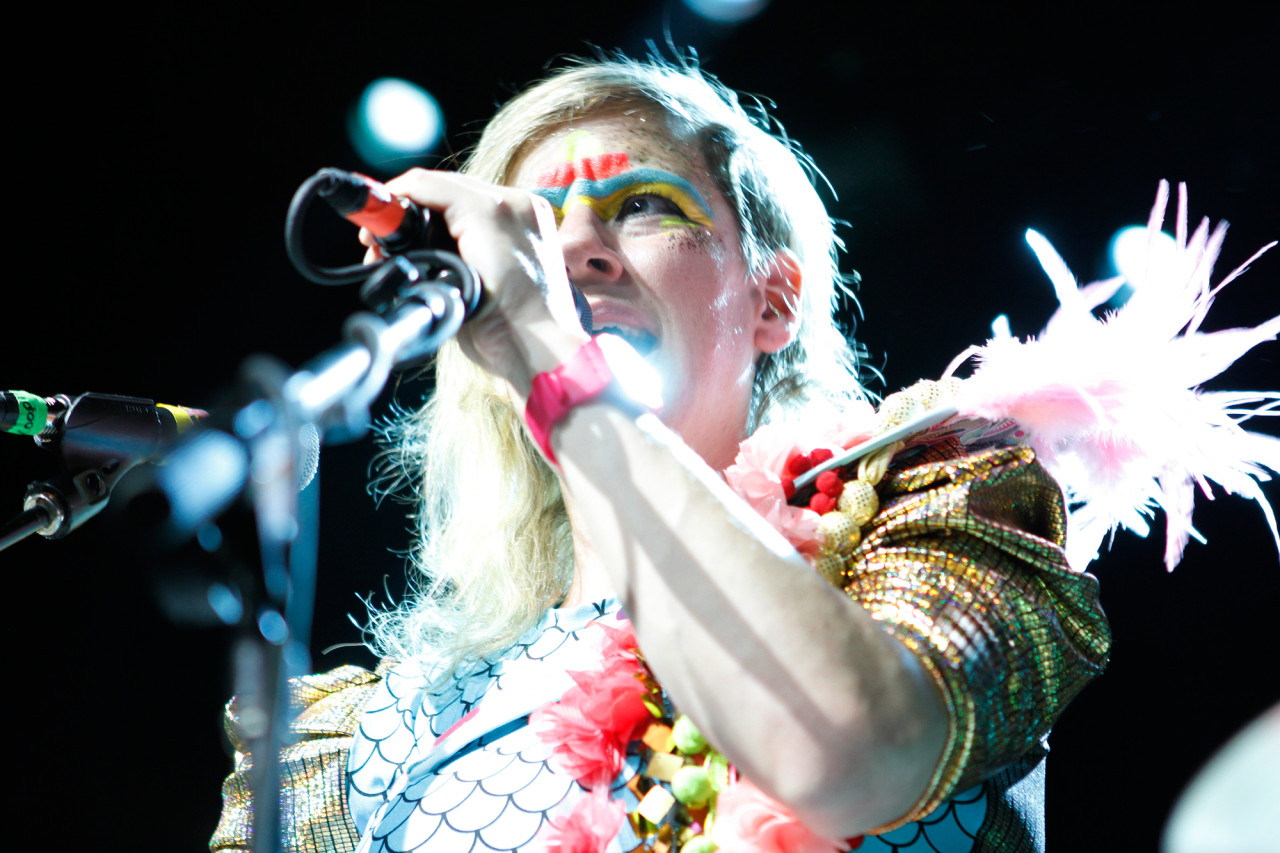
[356,168,588,393]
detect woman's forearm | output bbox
[554,402,948,836]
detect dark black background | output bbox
[5,3,1277,849]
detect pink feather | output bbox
[946,182,1279,570]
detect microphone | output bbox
[2,391,321,549]
[3,390,207,468]
[310,168,593,334]
[315,168,432,255]
[2,391,211,545]
[4,390,320,491]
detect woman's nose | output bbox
[558,204,623,283]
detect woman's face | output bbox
[511,114,789,469]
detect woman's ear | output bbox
[754,248,803,354]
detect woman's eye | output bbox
[617,194,686,220]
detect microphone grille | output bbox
[296,423,321,492]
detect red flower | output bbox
[541,789,627,853]
[711,778,846,853]
[596,619,640,664]
[723,413,878,558]
[532,620,652,789]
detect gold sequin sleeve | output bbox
[210,664,383,852]
[843,443,1111,832]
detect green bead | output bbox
[683,836,717,853]
[672,715,707,754]
[672,766,713,807]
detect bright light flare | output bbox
[682,0,769,23]
[349,78,443,171]
[1110,225,1178,292]
[596,333,664,413]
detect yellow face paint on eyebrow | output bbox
[531,152,716,231]
[553,178,715,230]
[561,129,604,163]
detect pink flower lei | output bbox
[722,408,880,559]
[532,395,965,851]
[531,616,860,853]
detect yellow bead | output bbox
[838,479,879,526]
[877,391,921,427]
[909,379,942,410]
[939,376,964,401]
[814,552,845,586]
[818,511,861,556]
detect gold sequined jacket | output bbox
[211,444,1110,851]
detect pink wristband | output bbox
[524,337,614,465]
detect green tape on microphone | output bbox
[5,390,48,435]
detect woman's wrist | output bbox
[524,337,614,464]
[523,333,663,466]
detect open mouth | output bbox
[594,325,659,358]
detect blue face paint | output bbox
[531,153,715,230]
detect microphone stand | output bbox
[125,253,474,853]
[5,166,483,853]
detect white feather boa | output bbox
[944,181,1279,570]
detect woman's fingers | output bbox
[377,170,566,308]
[358,227,386,264]
[364,169,585,383]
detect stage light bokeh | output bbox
[349,77,443,172]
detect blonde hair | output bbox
[368,55,866,674]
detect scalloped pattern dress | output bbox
[212,444,1110,852]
